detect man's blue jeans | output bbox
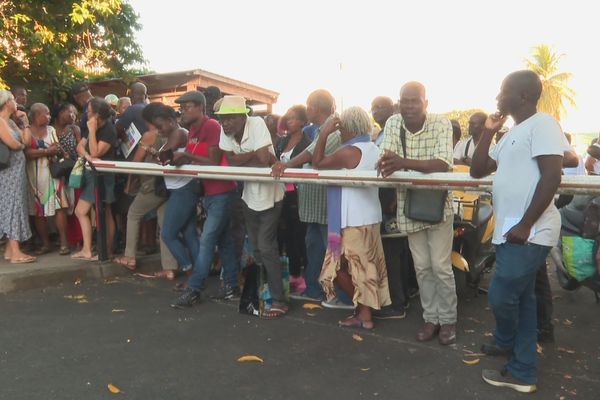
[188,190,238,291]
[161,181,199,271]
[489,242,551,384]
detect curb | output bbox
[0,255,162,294]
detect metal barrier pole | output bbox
[87,160,108,262]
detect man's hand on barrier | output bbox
[271,161,287,179]
[377,150,404,178]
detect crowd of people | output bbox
[0,69,592,393]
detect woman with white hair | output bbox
[25,103,73,255]
[0,90,36,263]
[312,106,391,330]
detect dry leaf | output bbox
[74,278,81,286]
[563,319,574,326]
[360,368,371,371]
[64,294,86,300]
[237,355,264,363]
[107,383,121,394]
[462,358,480,365]
[111,309,126,313]
[306,312,316,317]
[302,303,323,310]
[464,329,475,333]
[484,332,493,337]
[558,347,576,354]
[564,374,572,380]
[77,299,88,304]
[352,334,364,342]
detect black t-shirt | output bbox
[116,103,147,134]
[86,121,117,160]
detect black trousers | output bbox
[535,262,554,334]
[382,236,416,310]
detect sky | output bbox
[128,0,598,133]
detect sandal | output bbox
[338,316,374,330]
[71,252,99,261]
[59,247,71,256]
[10,255,37,264]
[112,255,137,271]
[260,302,288,319]
[154,270,177,280]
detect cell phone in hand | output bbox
[158,148,174,165]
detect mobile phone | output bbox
[158,148,174,165]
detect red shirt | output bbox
[187,116,236,196]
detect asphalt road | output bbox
[0,271,598,400]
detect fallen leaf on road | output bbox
[462,358,480,365]
[567,389,577,395]
[306,312,316,317]
[352,334,364,342]
[558,347,576,354]
[563,319,574,326]
[237,355,264,363]
[111,309,126,313]
[77,299,88,304]
[74,278,81,286]
[64,295,86,300]
[484,332,493,337]
[107,383,122,393]
[564,374,572,379]
[464,329,475,333]
[360,368,370,371]
[302,303,323,310]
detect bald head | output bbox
[130,82,147,104]
[371,96,394,128]
[398,81,428,129]
[400,81,426,99]
[505,70,542,104]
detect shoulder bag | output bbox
[49,129,76,178]
[400,125,448,224]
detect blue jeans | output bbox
[489,242,551,384]
[304,223,327,299]
[188,190,238,291]
[161,181,199,271]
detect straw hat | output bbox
[214,95,250,115]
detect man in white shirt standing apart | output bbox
[471,70,565,393]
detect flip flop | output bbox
[338,316,374,330]
[71,253,98,261]
[260,303,289,320]
[10,255,36,264]
[59,247,71,256]
[112,255,137,271]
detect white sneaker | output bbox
[321,297,354,310]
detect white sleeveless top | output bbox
[340,142,382,228]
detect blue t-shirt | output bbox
[116,103,147,134]
[302,123,319,141]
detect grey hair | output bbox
[0,89,14,109]
[340,106,372,137]
[29,102,49,120]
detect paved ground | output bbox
[0,265,598,400]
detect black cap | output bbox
[174,91,206,104]
[70,81,90,96]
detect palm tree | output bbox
[525,44,576,121]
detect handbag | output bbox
[49,129,76,178]
[0,141,9,170]
[399,125,448,223]
[68,157,86,188]
[562,235,597,282]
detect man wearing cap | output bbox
[71,82,94,139]
[217,95,287,318]
[170,91,241,308]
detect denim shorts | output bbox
[80,171,116,204]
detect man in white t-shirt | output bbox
[453,111,487,166]
[217,96,287,319]
[471,70,565,393]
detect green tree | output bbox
[445,108,487,139]
[525,44,576,121]
[0,0,144,103]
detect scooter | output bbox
[451,189,496,297]
[450,165,496,298]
